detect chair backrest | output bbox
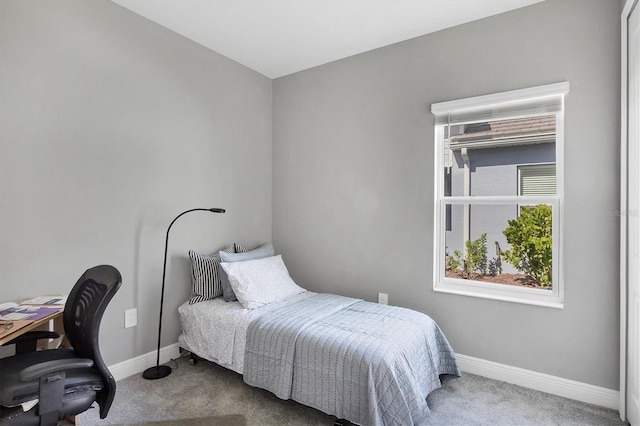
[63,265,122,418]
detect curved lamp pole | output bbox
[143,207,225,380]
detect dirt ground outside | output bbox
[445,270,549,289]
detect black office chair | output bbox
[0,265,122,425]
[2,329,62,355]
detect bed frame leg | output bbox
[189,353,201,365]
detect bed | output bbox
[179,245,460,426]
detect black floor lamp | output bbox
[143,207,225,380]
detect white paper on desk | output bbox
[0,304,38,320]
[21,295,67,305]
[0,302,18,311]
[0,312,32,320]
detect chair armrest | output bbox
[20,358,94,381]
[2,331,60,346]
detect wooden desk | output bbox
[0,308,65,347]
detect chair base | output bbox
[142,365,171,380]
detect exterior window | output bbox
[431,82,569,308]
[519,164,556,196]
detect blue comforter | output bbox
[244,293,460,425]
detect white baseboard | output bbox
[108,343,181,382]
[106,347,619,411]
[455,353,620,410]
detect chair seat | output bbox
[0,348,104,408]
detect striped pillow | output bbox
[188,245,235,304]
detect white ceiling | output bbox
[111,0,543,79]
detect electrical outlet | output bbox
[124,308,137,328]
[378,293,388,305]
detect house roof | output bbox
[448,115,556,149]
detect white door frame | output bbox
[622,1,640,423]
[621,1,630,420]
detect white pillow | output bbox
[220,255,305,309]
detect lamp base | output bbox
[142,365,172,380]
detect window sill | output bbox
[434,278,564,309]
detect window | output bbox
[431,82,569,308]
[519,164,556,196]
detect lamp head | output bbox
[209,208,225,213]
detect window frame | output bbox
[431,82,569,309]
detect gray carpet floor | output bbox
[65,354,628,426]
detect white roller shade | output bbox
[432,82,569,126]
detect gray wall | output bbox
[273,0,621,390]
[0,0,272,365]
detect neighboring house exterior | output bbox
[444,116,556,274]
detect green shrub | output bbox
[502,204,553,286]
[488,258,501,276]
[466,233,488,276]
[446,246,461,272]
[452,233,488,278]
